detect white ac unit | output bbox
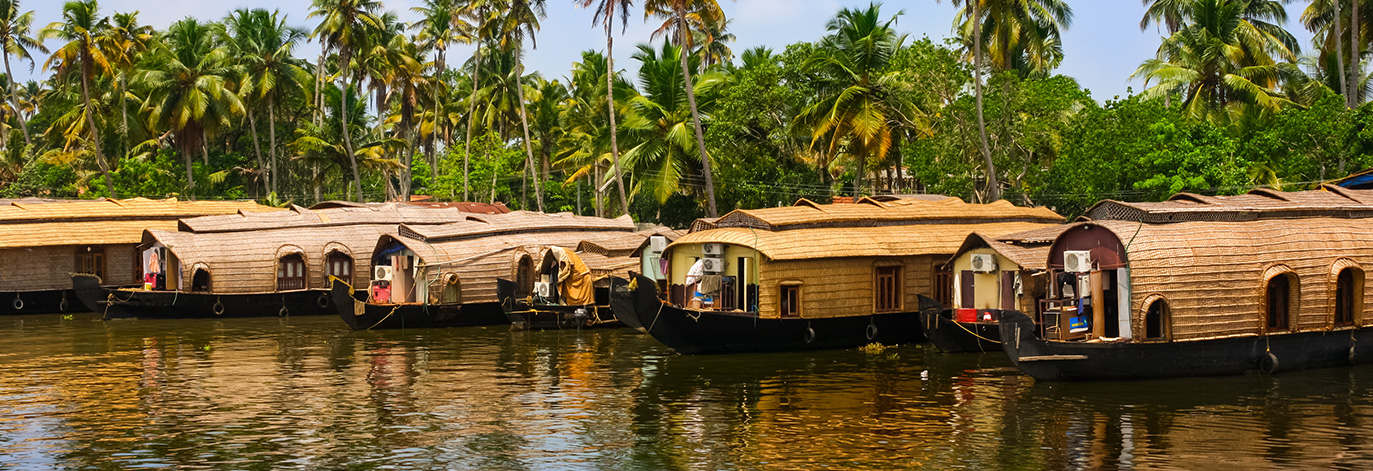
[1063,251,1093,273]
[534,281,553,298]
[373,265,394,281]
[702,243,725,256]
[701,257,725,273]
[969,254,998,273]
[650,236,668,253]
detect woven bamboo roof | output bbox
[177,203,475,233]
[577,226,684,257]
[949,229,1062,271]
[1084,185,1373,222]
[712,197,1063,230]
[397,212,636,242]
[669,221,1054,261]
[309,200,511,214]
[0,198,276,249]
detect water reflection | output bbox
[2,313,1373,469]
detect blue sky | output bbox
[18,0,1317,101]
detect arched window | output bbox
[278,253,307,291]
[516,255,534,298]
[1264,271,1298,332]
[326,251,354,285]
[1335,266,1363,328]
[191,268,211,292]
[1143,296,1169,341]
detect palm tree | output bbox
[692,15,734,71]
[1303,0,1369,107]
[309,0,383,202]
[555,50,629,216]
[622,41,724,205]
[410,0,467,183]
[104,11,151,158]
[292,83,403,201]
[489,0,547,212]
[41,0,116,196]
[1132,0,1298,124]
[225,8,308,196]
[373,32,427,200]
[460,0,497,201]
[951,0,1074,77]
[0,0,44,153]
[795,4,916,197]
[140,18,245,198]
[576,0,632,215]
[939,0,997,200]
[644,0,723,216]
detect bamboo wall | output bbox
[0,244,137,292]
[752,255,941,319]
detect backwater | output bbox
[2,313,1372,469]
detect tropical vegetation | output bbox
[3,0,1373,227]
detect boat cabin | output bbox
[945,226,1067,319]
[658,197,1066,318]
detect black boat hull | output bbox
[920,309,1002,353]
[609,276,654,334]
[496,278,622,331]
[998,310,1373,381]
[0,288,82,315]
[614,273,937,354]
[74,273,338,319]
[329,279,507,330]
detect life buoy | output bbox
[212,300,225,315]
[279,306,290,317]
[866,322,879,341]
[1260,352,1279,374]
[317,294,330,309]
[11,297,22,311]
[803,326,816,344]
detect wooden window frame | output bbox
[75,246,105,281]
[1142,295,1170,341]
[326,252,354,285]
[874,264,903,313]
[779,283,801,318]
[278,253,307,291]
[1262,269,1298,334]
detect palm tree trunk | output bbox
[431,48,444,185]
[119,71,128,157]
[972,0,999,202]
[316,42,326,127]
[464,12,486,202]
[606,20,630,216]
[339,57,364,203]
[676,7,718,218]
[268,97,279,195]
[2,51,30,154]
[80,60,115,199]
[513,47,545,213]
[1338,0,1349,105]
[247,109,267,196]
[1353,0,1362,107]
[594,163,604,217]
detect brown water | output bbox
[2,313,1373,470]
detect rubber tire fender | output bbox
[279,306,290,317]
[866,322,879,341]
[317,293,330,309]
[1260,352,1279,374]
[803,326,816,344]
[11,297,22,311]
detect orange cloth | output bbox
[550,247,594,305]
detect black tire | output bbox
[1260,352,1279,374]
[59,297,68,312]
[11,297,22,311]
[317,294,330,309]
[212,301,225,316]
[279,306,290,317]
[804,326,816,344]
[866,323,879,341]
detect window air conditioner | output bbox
[374,265,394,281]
[650,236,668,253]
[970,254,997,273]
[534,281,553,298]
[1063,251,1093,273]
[702,257,724,273]
[702,243,724,256]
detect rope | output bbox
[367,305,401,330]
[944,315,1001,344]
[646,302,666,332]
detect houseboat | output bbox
[611,196,1065,354]
[330,212,643,330]
[999,186,1373,380]
[73,202,488,319]
[922,225,1066,353]
[0,197,274,315]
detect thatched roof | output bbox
[397,212,635,242]
[0,198,277,249]
[309,200,511,214]
[669,222,1054,261]
[178,203,477,233]
[1084,185,1373,223]
[576,226,684,257]
[712,197,1063,231]
[947,224,1071,271]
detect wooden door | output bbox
[1001,271,1015,310]
[959,270,974,309]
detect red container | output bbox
[955,308,977,323]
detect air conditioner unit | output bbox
[650,236,668,253]
[701,257,724,273]
[1063,251,1093,273]
[702,243,725,256]
[969,254,998,273]
[534,281,553,298]
[374,265,394,281]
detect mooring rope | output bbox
[367,305,401,330]
[944,314,1001,344]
